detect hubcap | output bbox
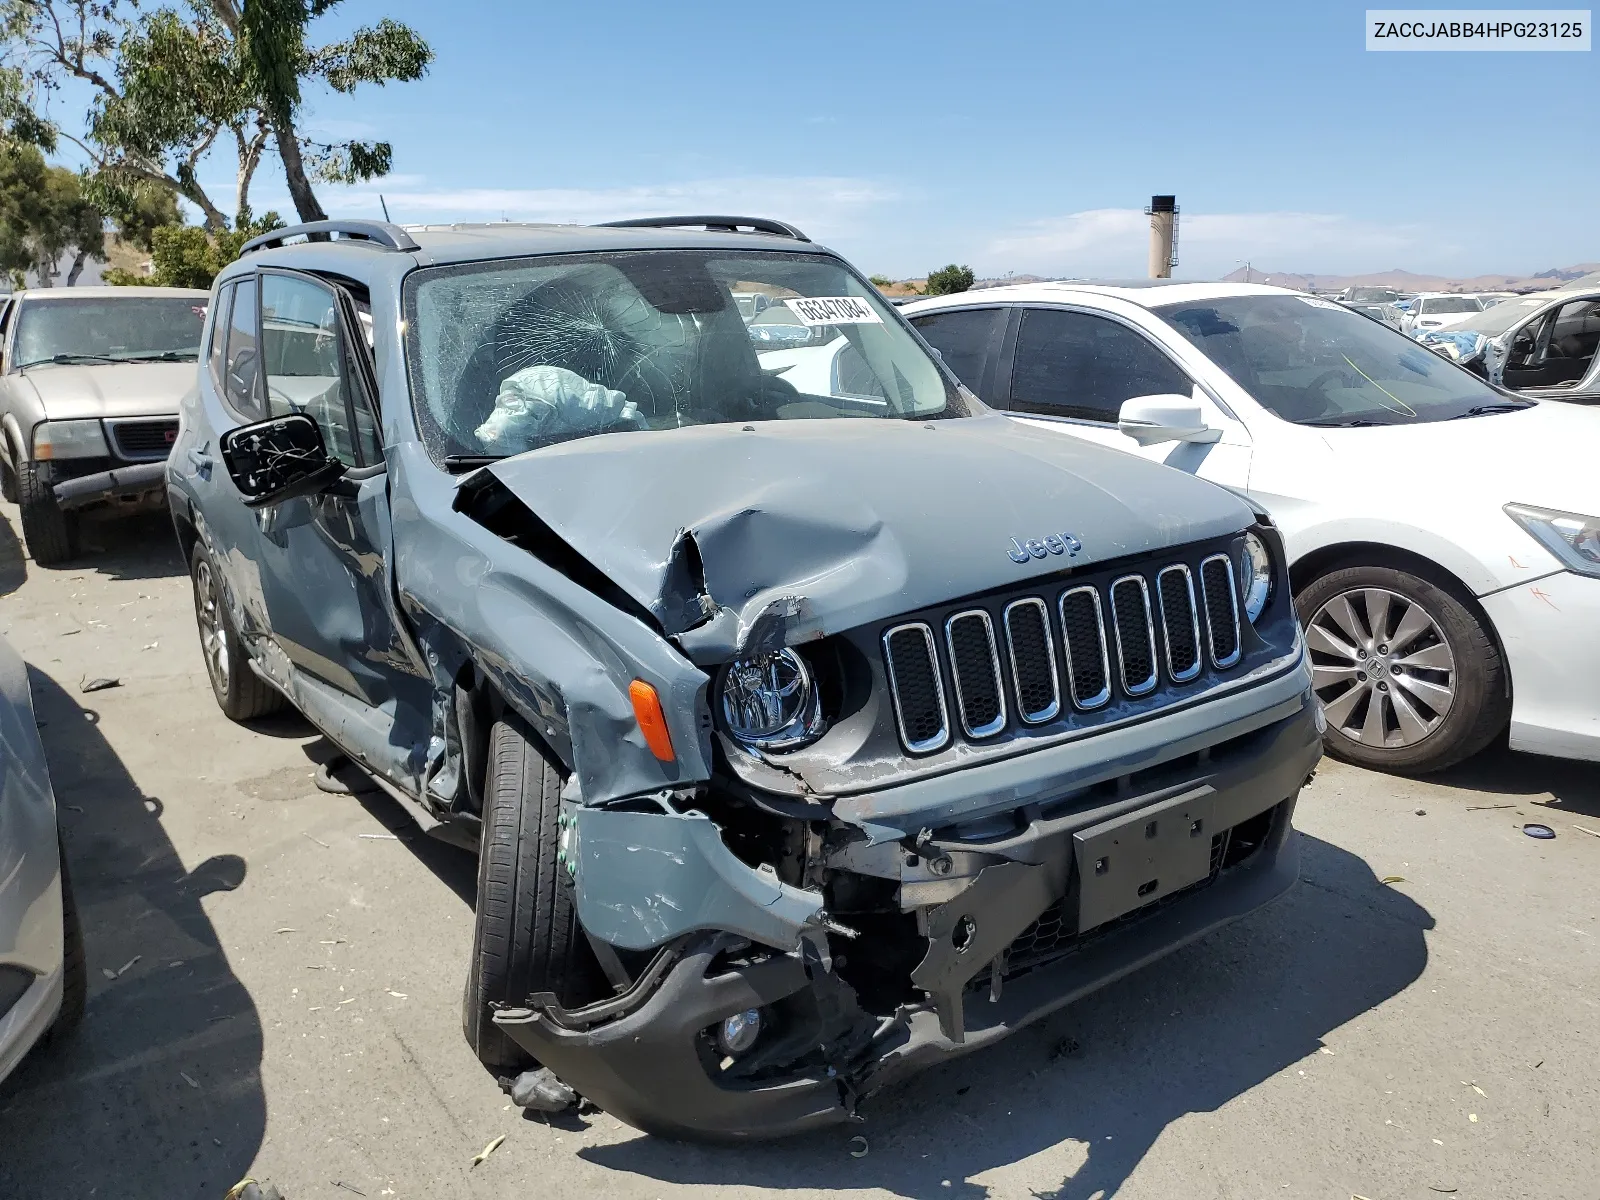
[194,559,230,693]
[1307,587,1456,749]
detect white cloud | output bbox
[984,208,1430,279]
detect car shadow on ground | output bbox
[0,503,184,583]
[580,832,1432,1200]
[1428,743,1600,820]
[0,668,265,1200]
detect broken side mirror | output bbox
[219,412,343,508]
[1118,394,1223,447]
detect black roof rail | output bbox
[595,215,810,242]
[239,219,421,257]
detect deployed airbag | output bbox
[475,365,639,448]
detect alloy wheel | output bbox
[1307,586,1456,749]
[194,558,230,693]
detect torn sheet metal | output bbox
[568,804,825,951]
[485,412,1253,656]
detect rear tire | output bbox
[1297,564,1508,774]
[463,715,606,1075]
[189,541,288,721]
[16,461,78,566]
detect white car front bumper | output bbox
[1481,571,1600,762]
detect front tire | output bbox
[16,461,78,566]
[463,715,606,1075]
[189,541,288,721]
[1298,565,1508,774]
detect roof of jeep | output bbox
[227,221,836,285]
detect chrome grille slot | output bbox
[1003,598,1060,724]
[945,610,1006,738]
[883,623,950,753]
[1058,586,1111,709]
[1110,575,1158,696]
[1156,565,1202,683]
[1199,554,1242,668]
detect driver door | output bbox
[245,271,432,784]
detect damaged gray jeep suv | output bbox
[167,216,1320,1140]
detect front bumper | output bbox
[51,460,169,512]
[495,690,1321,1140]
[1481,570,1600,762]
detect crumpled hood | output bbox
[19,361,195,420]
[483,413,1254,656]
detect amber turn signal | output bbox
[629,679,675,762]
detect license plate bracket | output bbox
[1073,787,1217,933]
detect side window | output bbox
[208,283,234,383]
[1549,299,1600,377]
[224,276,263,420]
[1009,309,1191,422]
[911,308,1005,402]
[260,274,381,467]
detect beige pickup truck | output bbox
[0,286,208,564]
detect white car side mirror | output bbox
[1117,394,1223,446]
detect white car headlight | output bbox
[717,648,826,751]
[1504,503,1600,578]
[32,419,108,460]
[1240,532,1275,623]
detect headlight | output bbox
[1240,532,1275,623]
[1504,503,1600,578]
[718,648,826,751]
[32,419,108,460]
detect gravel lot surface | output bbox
[1,506,1596,1200]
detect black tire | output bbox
[16,460,78,566]
[189,541,288,721]
[1297,564,1508,774]
[49,832,87,1041]
[463,715,606,1074]
[0,442,17,503]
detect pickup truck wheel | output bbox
[1298,565,1507,774]
[189,541,288,721]
[16,461,78,566]
[464,715,606,1075]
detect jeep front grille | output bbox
[882,548,1244,753]
[883,623,950,753]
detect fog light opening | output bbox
[715,1008,763,1057]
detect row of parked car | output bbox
[1,217,1596,1140]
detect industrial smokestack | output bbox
[1147,195,1177,279]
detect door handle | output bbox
[187,448,213,470]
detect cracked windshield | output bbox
[1157,294,1514,426]
[13,296,207,367]
[406,249,967,462]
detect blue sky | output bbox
[66,1,1600,278]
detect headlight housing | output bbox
[717,648,826,751]
[32,419,108,460]
[1240,531,1275,623]
[1505,503,1600,578]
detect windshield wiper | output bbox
[115,350,199,363]
[1448,402,1534,419]
[1302,418,1391,428]
[18,352,120,368]
[444,454,505,474]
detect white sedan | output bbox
[906,283,1600,773]
[1401,292,1484,336]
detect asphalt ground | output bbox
[0,504,1596,1200]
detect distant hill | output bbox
[1220,262,1600,293]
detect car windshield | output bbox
[13,296,206,367]
[1345,287,1397,302]
[405,249,969,462]
[1155,295,1514,426]
[1419,296,1482,315]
